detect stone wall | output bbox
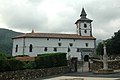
[0,66,69,80]
[91,59,120,71]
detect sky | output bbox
[0,0,120,40]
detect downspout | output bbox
[23,37,25,55]
[94,39,96,54]
[90,23,92,37]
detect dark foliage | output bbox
[0,59,24,72]
[96,30,120,56]
[35,53,67,69]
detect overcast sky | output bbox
[0,0,120,40]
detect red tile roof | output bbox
[13,33,96,40]
[15,56,35,61]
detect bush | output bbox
[35,53,67,69]
[0,59,24,72]
[8,59,24,71]
[0,53,67,72]
[23,61,36,69]
[0,52,7,60]
[0,60,7,72]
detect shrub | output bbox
[0,60,7,72]
[0,52,7,60]
[0,59,24,72]
[6,59,24,71]
[35,53,67,69]
[23,61,36,69]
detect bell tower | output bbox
[75,8,93,36]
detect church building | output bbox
[12,8,96,61]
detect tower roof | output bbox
[80,8,87,17]
[75,8,93,24]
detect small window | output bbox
[59,39,61,41]
[84,30,87,33]
[47,38,49,40]
[73,39,75,42]
[15,45,18,52]
[53,47,57,52]
[84,24,87,28]
[85,43,88,47]
[58,43,61,46]
[77,48,80,52]
[69,43,73,47]
[67,47,70,52]
[29,44,33,52]
[44,47,47,52]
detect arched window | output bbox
[15,45,18,52]
[53,47,57,52]
[29,44,33,52]
[84,24,87,28]
[44,47,47,52]
[85,43,88,47]
[84,30,87,33]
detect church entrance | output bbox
[76,55,90,72]
[84,55,89,62]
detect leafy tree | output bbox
[96,30,120,56]
[96,42,103,55]
[108,30,120,55]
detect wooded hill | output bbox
[0,28,22,55]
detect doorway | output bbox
[84,55,89,62]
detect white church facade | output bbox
[12,8,96,61]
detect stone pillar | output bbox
[103,42,108,70]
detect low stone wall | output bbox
[91,59,120,71]
[0,66,69,80]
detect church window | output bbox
[85,43,88,47]
[47,38,49,40]
[73,39,75,42]
[67,47,70,52]
[84,30,87,33]
[69,43,73,47]
[53,47,57,52]
[44,47,47,51]
[58,43,61,46]
[84,24,87,28]
[29,44,33,52]
[59,39,61,41]
[77,48,80,52]
[15,45,18,52]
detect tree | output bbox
[96,30,120,56]
[96,42,103,55]
[108,30,120,55]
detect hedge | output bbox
[0,53,67,72]
[0,59,24,72]
[35,53,67,69]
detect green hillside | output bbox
[0,28,22,55]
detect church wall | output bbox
[12,38,24,56]
[80,22,91,29]
[81,30,91,36]
[12,37,95,60]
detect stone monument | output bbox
[103,41,108,70]
[94,41,113,73]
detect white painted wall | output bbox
[80,22,91,36]
[12,38,24,56]
[12,37,95,60]
[76,21,92,36]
